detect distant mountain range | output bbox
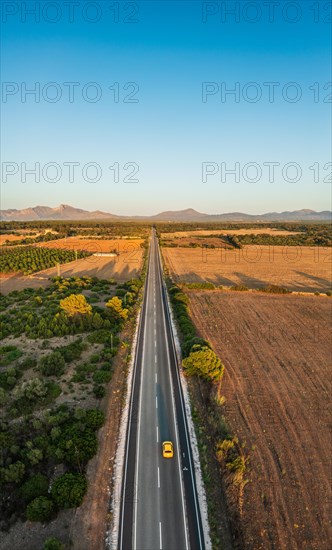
[0,204,331,222]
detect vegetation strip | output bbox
[0,272,144,548]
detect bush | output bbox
[58,341,85,363]
[182,346,224,382]
[230,285,248,292]
[258,284,291,294]
[19,356,37,371]
[93,385,105,398]
[92,370,112,384]
[26,496,54,522]
[43,538,65,550]
[85,409,105,430]
[184,282,215,290]
[182,337,211,358]
[51,473,87,509]
[21,473,49,503]
[40,351,66,376]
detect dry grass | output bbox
[35,237,143,253]
[188,290,332,550]
[0,253,143,295]
[163,245,331,293]
[0,234,29,245]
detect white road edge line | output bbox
[159,521,162,549]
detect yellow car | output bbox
[162,441,174,458]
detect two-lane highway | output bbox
[119,229,205,550]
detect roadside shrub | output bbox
[26,496,54,522]
[182,345,224,382]
[85,409,105,430]
[51,473,87,509]
[326,291,331,297]
[92,370,112,384]
[182,337,211,358]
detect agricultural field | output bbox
[36,236,144,254]
[0,238,145,295]
[186,290,332,549]
[0,234,30,245]
[163,245,331,293]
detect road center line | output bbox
[156,396,158,409]
[157,466,160,488]
[159,521,162,549]
[155,354,157,364]
[156,425,159,442]
[155,372,158,383]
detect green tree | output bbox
[105,296,128,322]
[26,496,54,522]
[0,461,25,484]
[51,473,87,508]
[60,294,92,317]
[21,473,49,503]
[182,345,224,382]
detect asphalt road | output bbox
[119,230,205,550]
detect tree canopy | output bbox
[182,345,224,382]
[60,294,92,317]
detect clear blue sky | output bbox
[1,0,331,215]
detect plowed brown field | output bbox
[163,246,331,292]
[188,290,332,549]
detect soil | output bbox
[187,290,332,550]
[163,245,331,292]
[0,253,143,295]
